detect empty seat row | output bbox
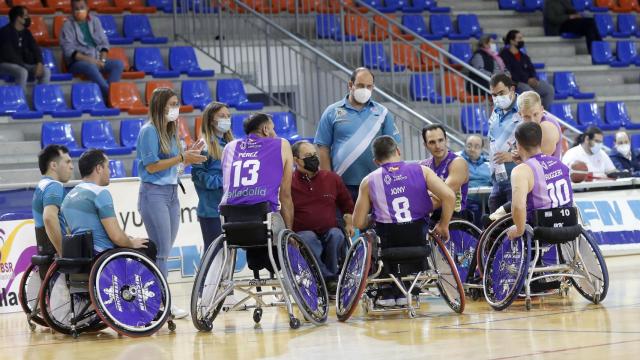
[591,40,640,66]
[498,0,545,12]
[357,0,450,13]
[549,101,640,132]
[362,42,473,72]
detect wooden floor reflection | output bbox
[3,255,640,360]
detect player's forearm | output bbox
[512,203,527,234]
[438,192,456,225]
[43,216,63,255]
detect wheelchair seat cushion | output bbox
[380,246,430,262]
[533,224,583,244]
[31,254,54,266]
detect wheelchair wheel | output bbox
[89,249,171,337]
[483,230,529,311]
[448,220,481,284]
[278,230,329,325]
[191,236,235,331]
[18,263,48,328]
[336,235,372,322]
[430,235,466,313]
[39,263,106,335]
[558,229,609,304]
[477,214,513,277]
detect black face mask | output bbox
[23,17,31,28]
[516,40,525,49]
[301,155,320,173]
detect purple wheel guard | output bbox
[97,257,163,327]
[448,230,478,282]
[340,242,365,310]
[287,243,319,311]
[489,235,525,302]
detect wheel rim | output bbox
[195,243,231,325]
[23,265,42,312]
[336,238,368,316]
[484,231,527,307]
[478,215,512,276]
[448,221,480,283]
[45,271,99,329]
[287,242,320,311]
[432,237,465,312]
[559,231,608,301]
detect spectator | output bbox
[291,140,354,292]
[0,6,50,90]
[191,102,234,252]
[562,126,616,178]
[468,34,508,93]
[459,134,491,227]
[609,131,640,176]
[543,0,601,54]
[60,0,123,99]
[315,67,401,201]
[499,30,555,109]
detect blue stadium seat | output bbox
[316,14,356,41]
[41,122,85,157]
[123,15,168,44]
[148,0,173,13]
[376,0,402,12]
[216,79,264,110]
[460,105,489,135]
[549,103,580,129]
[402,15,441,40]
[399,0,429,13]
[168,46,215,77]
[616,14,638,38]
[358,0,393,12]
[134,48,180,78]
[616,41,640,66]
[231,113,249,138]
[632,134,640,150]
[182,80,212,110]
[605,101,640,130]
[554,72,595,100]
[456,14,486,39]
[591,41,628,67]
[595,14,627,38]
[537,71,548,82]
[82,120,133,155]
[448,43,472,64]
[571,0,608,12]
[362,43,405,72]
[430,14,467,40]
[409,73,453,103]
[41,49,72,81]
[131,158,140,177]
[522,0,543,11]
[71,82,120,116]
[603,134,615,149]
[271,112,300,141]
[97,15,133,45]
[0,86,43,119]
[0,16,7,28]
[578,102,616,131]
[498,0,518,9]
[120,118,145,148]
[109,160,127,179]
[33,84,82,118]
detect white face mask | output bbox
[617,144,631,156]
[216,118,231,133]
[167,107,180,122]
[353,88,372,104]
[492,94,512,110]
[490,43,498,53]
[591,142,603,154]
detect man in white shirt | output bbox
[562,126,616,178]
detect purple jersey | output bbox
[525,153,574,211]
[220,134,283,212]
[368,161,432,224]
[541,111,563,159]
[420,151,468,212]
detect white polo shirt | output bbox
[561,145,616,178]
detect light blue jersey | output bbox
[136,122,180,185]
[488,100,521,177]
[32,176,67,232]
[61,182,117,253]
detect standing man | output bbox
[0,6,50,90]
[315,67,401,201]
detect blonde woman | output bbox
[135,87,206,318]
[191,102,234,251]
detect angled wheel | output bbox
[19,263,49,328]
[447,220,481,284]
[278,230,329,325]
[89,249,171,337]
[558,229,609,304]
[336,234,372,322]
[483,229,529,311]
[477,214,513,277]
[190,236,235,331]
[430,235,466,313]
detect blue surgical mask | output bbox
[492,94,512,110]
[591,142,603,154]
[216,117,231,133]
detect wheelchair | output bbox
[483,207,609,311]
[335,220,465,321]
[445,216,483,300]
[190,202,329,331]
[37,231,175,337]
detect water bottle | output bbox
[491,141,508,183]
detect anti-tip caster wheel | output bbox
[525,298,532,311]
[593,293,601,305]
[253,308,263,324]
[408,309,417,318]
[289,317,301,329]
[168,320,176,332]
[71,330,79,339]
[28,322,36,331]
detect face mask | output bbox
[492,94,512,110]
[23,17,31,28]
[617,144,631,156]
[167,107,180,122]
[591,142,603,154]
[302,155,320,173]
[489,43,498,53]
[353,88,372,104]
[516,41,525,49]
[216,118,231,133]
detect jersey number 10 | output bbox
[546,178,571,208]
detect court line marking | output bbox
[488,338,640,360]
[438,327,640,335]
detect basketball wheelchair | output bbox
[335,220,465,321]
[190,202,329,331]
[20,230,175,338]
[482,207,609,311]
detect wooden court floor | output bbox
[2,255,639,360]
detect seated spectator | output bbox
[562,126,616,179]
[543,0,601,54]
[60,0,123,99]
[0,6,50,90]
[499,30,554,109]
[468,35,509,93]
[291,140,354,293]
[609,131,640,176]
[62,149,153,257]
[459,134,491,227]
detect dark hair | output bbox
[575,126,603,145]
[515,122,542,150]
[349,67,375,83]
[291,140,312,158]
[9,6,27,24]
[372,135,398,161]
[490,73,514,89]
[421,124,447,143]
[38,145,69,175]
[78,149,107,178]
[503,29,520,45]
[243,113,272,135]
[71,0,88,6]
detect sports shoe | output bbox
[489,205,508,221]
[171,305,189,319]
[375,297,396,307]
[395,296,408,306]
